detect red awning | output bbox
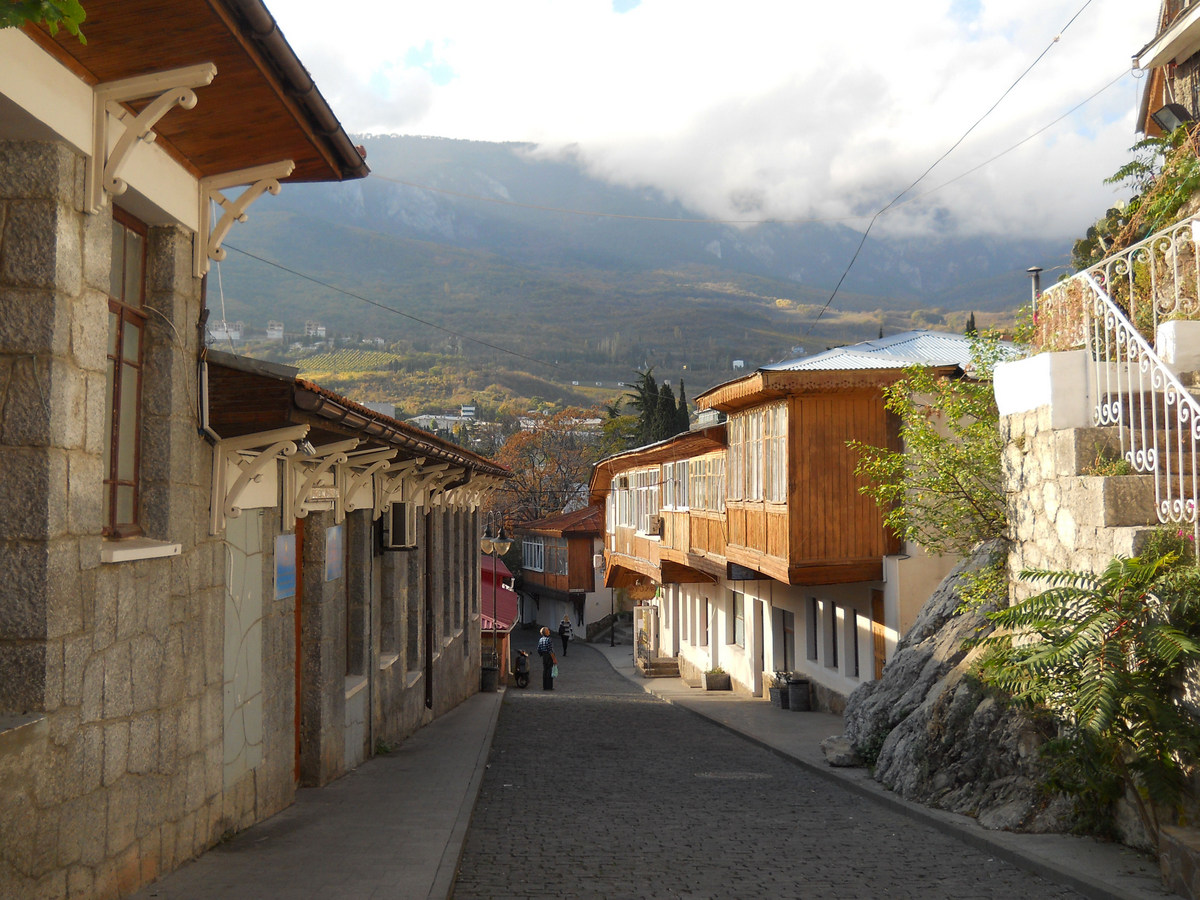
[481,554,519,631]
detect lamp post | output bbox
[481,516,512,667]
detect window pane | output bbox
[124,229,144,307]
[108,310,119,358]
[103,356,116,472]
[110,221,125,299]
[115,484,135,526]
[122,320,141,365]
[117,366,139,481]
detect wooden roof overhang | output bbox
[603,554,717,589]
[695,367,961,414]
[27,0,368,183]
[604,555,660,589]
[205,350,510,479]
[515,504,603,539]
[589,424,726,504]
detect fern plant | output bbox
[979,553,1200,848]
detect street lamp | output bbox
[481,516,513,666]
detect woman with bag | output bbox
[537,626,556,690]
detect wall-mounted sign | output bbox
[274,533,296,600]
[325,524,345,582]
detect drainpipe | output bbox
[425,507,434,710]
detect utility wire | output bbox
[223,34,1122,362]
[801,0,1097,336]
[887,68,1127,214]
[221,243,559,370]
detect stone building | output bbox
[1137,0,1200,135]
[0,5,508,898]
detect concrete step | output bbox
[1055,425,1199,478]
[638,658,680,679]
[1057,474,1158,528]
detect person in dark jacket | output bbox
[537,626,555,690]
[558,615,573,656]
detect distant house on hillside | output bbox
[362,401,398,418]
[305,320,327,338]
[267,320,286,340]
[209,319,244,342]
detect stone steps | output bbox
[638,657,680,678]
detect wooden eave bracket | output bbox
[374,458,426,515]
[87,63,218,214]
[195,159,295,277]
[210,424,308,535]
[339,449,398,521]
[287,438,360,520]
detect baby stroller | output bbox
[512,649,530,688]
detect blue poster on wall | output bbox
[325,524,345,582]
[275,533,296,600]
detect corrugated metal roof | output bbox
[767,330,981,372]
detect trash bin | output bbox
[787,677,810,711]
[480,666,499,692]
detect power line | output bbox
[889,68,1128,214]
[802,0,1097,336]
[221,243,559,369]
[223,36,1123,363]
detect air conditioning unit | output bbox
[383,501,416,550]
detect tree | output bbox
[1,1,86,41]
[654,381,677,442]
[850,331,1008,557]
[979,546,1200,849]
[676,379,690,433]
[964,311,977,336]
[623,368,661,445]
[490,406,605,525]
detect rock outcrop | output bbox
[832,539,1074,833]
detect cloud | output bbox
[271,0,1157,239]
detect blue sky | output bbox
[272,0,1158,240]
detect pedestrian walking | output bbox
[558,615,573,656]
[537,626,556,690]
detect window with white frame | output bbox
[545,537,568,576]
[764,402,787,503]
[727,402,786,503]
[662,460,690,510]
[522,538,545,572]
[729,589,746,647]
[613,475,635,529]
[689,455,725,511]
[632,468,660,534]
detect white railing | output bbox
[1038,217,1200,545]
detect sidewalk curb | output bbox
[430,688,504,900]
[593,644,1167,900]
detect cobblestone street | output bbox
[452,639,1082,900]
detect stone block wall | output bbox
[1002,407,1156,601]
[0,140,224,899]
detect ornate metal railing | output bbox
[1036,217,1200,351]
[1037,222,1200,543]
